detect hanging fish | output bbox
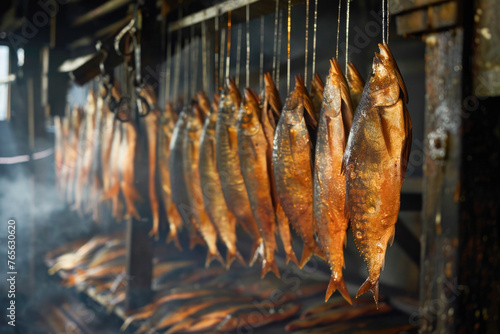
[199,93,245,269]
[343,43,412,304]
[313,58,354,304]
[238,88,281,278]
[183,103,224,267]
[158,102,183,250]
[346,62,365,110]
[273,76,324,268]
[310,73,325,120]
[260,73,298,267]
[216,78,263,266]
[170,109,205,250]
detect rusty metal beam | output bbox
[394,1,459,36]
[72,0,133,27]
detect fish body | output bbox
[215,78,263,265]
[170,109,205,249]
[199,97,244,269]
[159,103,182,249]
[273,76,323,268]
[119,121,142,220]
[313,59,354,304]
[261,73,298,267]
[183,105,223,267]
[238,88,280,278]
[343,43,412,304]
[346,62,365,110]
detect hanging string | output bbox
[235,25,242,87]
[183,38,189,101]
[214,15,219,91]
[304,0,309,85]
[382,0,386,45]
[287,0,291,95]
[259,16,265,92]
[386,0,390,44]
[276,10,283,90]
[172,34,181,103]
[220,27,226,89]
[272,0,279,82]
[193,38,199,97]
[312,0,318,76]
[245,4,250,88]
[226,11,232,80]
[345,0,351,74]
[190,26,195,98]
[202,21,208,94]
[165,30,172,102]
[336,0,341,60]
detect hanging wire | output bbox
[184,38,189,101]
[259,16,265,92]
[193,38,199,97]
[272,0,279,82]
[202,21,208,93]
[276,10,283,90]
[190,26,195,98]
[287,0,291,95]
[336,0,341,60]
[165,30,172,102]
[220,27,226,88]
[214,15,219,91]
[304,0,309,85]
[312,0,318,76]
[382,0,386,45]
[387,0,390,43]
[345,0,351,74]
[235,25,242,87]
[172,34,181,102]
[226,11,232,80]
[246,4,250,88]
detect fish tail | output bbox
[285,249,299,267]
[205,249,224,268]
[326,276,352,304]
[148,226,159,240]
[226,250,247,270]
[356,277,380,306]
[261,259,280,279]
[120,316,137,331]
[101,183,120,201]
[249,239,264,267]
[299,244,314,269]
[166,230,183,251]
[189,233,205,250]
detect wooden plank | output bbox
[72,0,133,27]
[394,1,458,36]
[472,0,500,97]
[390,0,450,14]
[420,29,463,333]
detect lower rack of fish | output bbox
[42,233,420,334]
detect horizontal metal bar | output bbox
[168,0,260,32]
[72,0,132,27]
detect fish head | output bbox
[226,77,242,111]
[238,88,261,136]
[294,75,318,129]
[212,93,221,112]
[197,91,212,118]
[264,73,283,120]
[370,44,405,107]
[347,61,365,94]
[186,104,203,136]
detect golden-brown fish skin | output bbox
[313,58,354,304]
[343,43,412,304]
[346,61,365,110]
[310,73,325,120]
[170,109,205,250]
[159,103,183,250]
[273,76,324,269]
[119,120,142,220]
[199,100,245,269]
[216,78,263,266]
[261,73,298,267]
[238,88,280,278]
[184,104,224,267]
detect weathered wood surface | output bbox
[420,29,463,333]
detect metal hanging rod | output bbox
[168,0,304,33]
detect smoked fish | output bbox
[183,104,224,267]
[238,88,280,278]
[199,93,245,269]
[310,73,325,120]
[261,73,299,268]
[313,58,354,304]
[273,76,324,268]
[343,43,412,304]
[159,102,183,249]
[170,109,205,249]
[346,62,365,110]
[216,78,263,266]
